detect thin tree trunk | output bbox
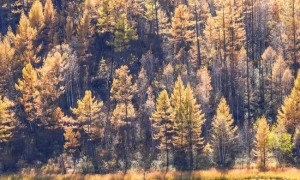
[194,4,201,66]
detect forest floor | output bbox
[1,168,300,180]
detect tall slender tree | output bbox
[254,116,271,169]
[151,89,175,172]
[182,83,205,170]
[71,90,103,142]
[110,65,137,172]
[15,63,40,130]
[277,70,300,135]
[170,4,195,73]
[210,97,238,167]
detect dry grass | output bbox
[85,168,300,180]
[1,168,300,180]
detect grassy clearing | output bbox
[1,168,300,180]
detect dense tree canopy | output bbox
[0,0,300,173]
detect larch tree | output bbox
[76,9,94,62]
[151,89,175,172]
[203,15,219,53]
[229,0,246,106]
[128,0,144,18]
[44,0,56,29]
[110,65,137,172]
[0,96,16,146]
[157,7,170,38]
[281,68,294,99]
[28,0,44,31]
[144,0,156,21]
[214,0,246,101]
[277,70,300,135]
[269,55,290,118]
[37,51,66,128]
[140,86,156,169]
[210,97,238,167]
[195,65,213,140]
[110,65,137,124]
[15,12,40,66]
[213,0,232,97]
[170,4,195,74]
[97,0,138,58]
[187,0,210,66]
[97,0,114,34]
[280,0,300,76]
[144,0,160,34]
[254,116,271,169]
[71,90,103,143]
[0,35,15,97]
[182,83,205,170]
[49,44,80,108]
[64,127,81,168]
[171,75,186,152]
[157,7,171,65]
[261,46,277,113]
[43,0,58,51]
[171,75,186,169]
[64,128,81,154]
[109,13,138,53]
[15,63,40,130]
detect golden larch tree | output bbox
[110,65,137,172]
[280,0,300,76]
[71,90,103,141]
[15,63,40,130]
[277,70,300,134]
[15,12,40,65]
[210,97,238,167]
[254,116,271,169]
[37,52,66,128]
[0,96,16,145]
[43,0,58,50]
[171,75,186,151]
[64,127,81,168]
[28,0,45,31]
[182,83,205,170]
[76,9,94,61]
[170,4,195,72]
[151,89,175,172]
[0,35,15,96]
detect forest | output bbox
[0,0,300,176]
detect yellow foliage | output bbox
[0,96,16,144]
[254,116,272,169]
[15,63,40,124]
[64,128,81,155]
[29,0,45,31]
[71,90,103,140]
[211,97,238,167]
[277,71,300,134]
[15,12,40,64]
